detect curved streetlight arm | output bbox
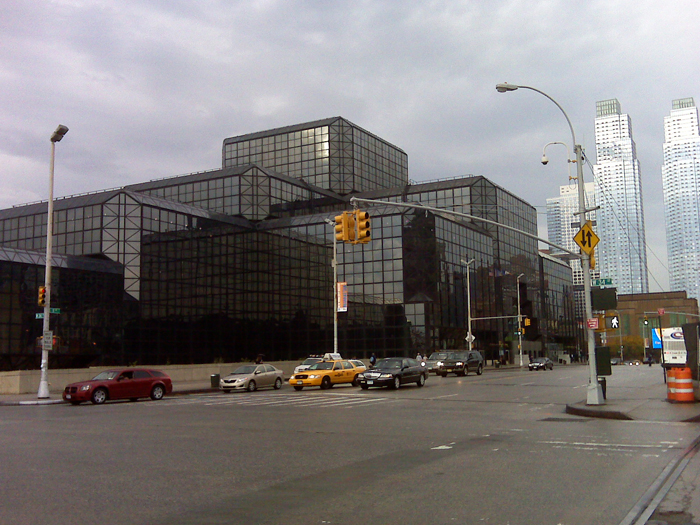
[496,83,577,146]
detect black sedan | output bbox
[358,357,427,389]
[528,357,554,371]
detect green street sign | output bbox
[50,308,61,314]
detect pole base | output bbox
[37,380,50,399]
[586,383,605,405]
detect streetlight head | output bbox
[51,125,69,143]
[541,154,549,165]
[496,83,519,93]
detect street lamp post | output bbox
[38,124,69,399]
[461,258,475,352]
[496,83,604,405]
[516,273,525,367]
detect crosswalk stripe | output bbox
[147,391,390,409]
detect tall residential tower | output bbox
[547,182,599,316]
[593,99,649,294]
[662,98,700,300]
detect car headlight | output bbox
[436,361,443,367]
[309,374,320,379]
[456,362,463,366]
[380,373,393,379]
[357,373,365,379]
[80,385,91,391]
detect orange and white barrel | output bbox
[667,367,677,402]
[675,367,695,403]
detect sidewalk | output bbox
[565,377,700,423]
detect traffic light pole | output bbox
[332,232,338,354]
[325,218,339,354]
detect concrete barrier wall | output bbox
[0,361,300,395]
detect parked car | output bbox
[62,368,173,405]
[425,352,450,374]
[437,351,484,377]
[610,357,622,365]
[630,360,641,366]
[349,360,367,374]
[528,357,554,371]
[220,364,284,392]
[358,357,427,389]
[288,360,362,390]
[293,357,324,374]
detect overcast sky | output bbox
[2,0,699,291]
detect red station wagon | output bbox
[62,368,173,405]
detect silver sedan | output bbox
[219,364,284,392]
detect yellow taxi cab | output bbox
[289,360,362,391]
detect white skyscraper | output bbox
[546,182,599,316]
[662,97,700,300]
[593,99,649,294]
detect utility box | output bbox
[595,346,612,376]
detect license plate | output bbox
[65,394,71,399]
[447,369,454,372]
[367,380,374,385]
[297,381,303,385]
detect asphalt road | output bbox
[1,365,698,525]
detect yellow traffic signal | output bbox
[38,286,47,307]
[334,213,347,242]
[334,212,355,243]
[354,210,371,244]
[524,317,531,327]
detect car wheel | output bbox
[293,385,303,391]
[274,377,282,390]
[360,384,369,390]
[247,380,257,392]
[392,376,401,390]
[417,374,426,387]
[440,372,447,378]
[476,364,483,375]
[91,388,107,405]
[150,384,165,400]
[351,374,359,387]
[320,376,331,390]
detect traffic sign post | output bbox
[574,221,599,255]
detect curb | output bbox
[565,403,633,421]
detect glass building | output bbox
[662,98,700,300]
[593,99,649,294]
[546,182,600,317]
[0,245,123,370]
[0,117,578,369]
